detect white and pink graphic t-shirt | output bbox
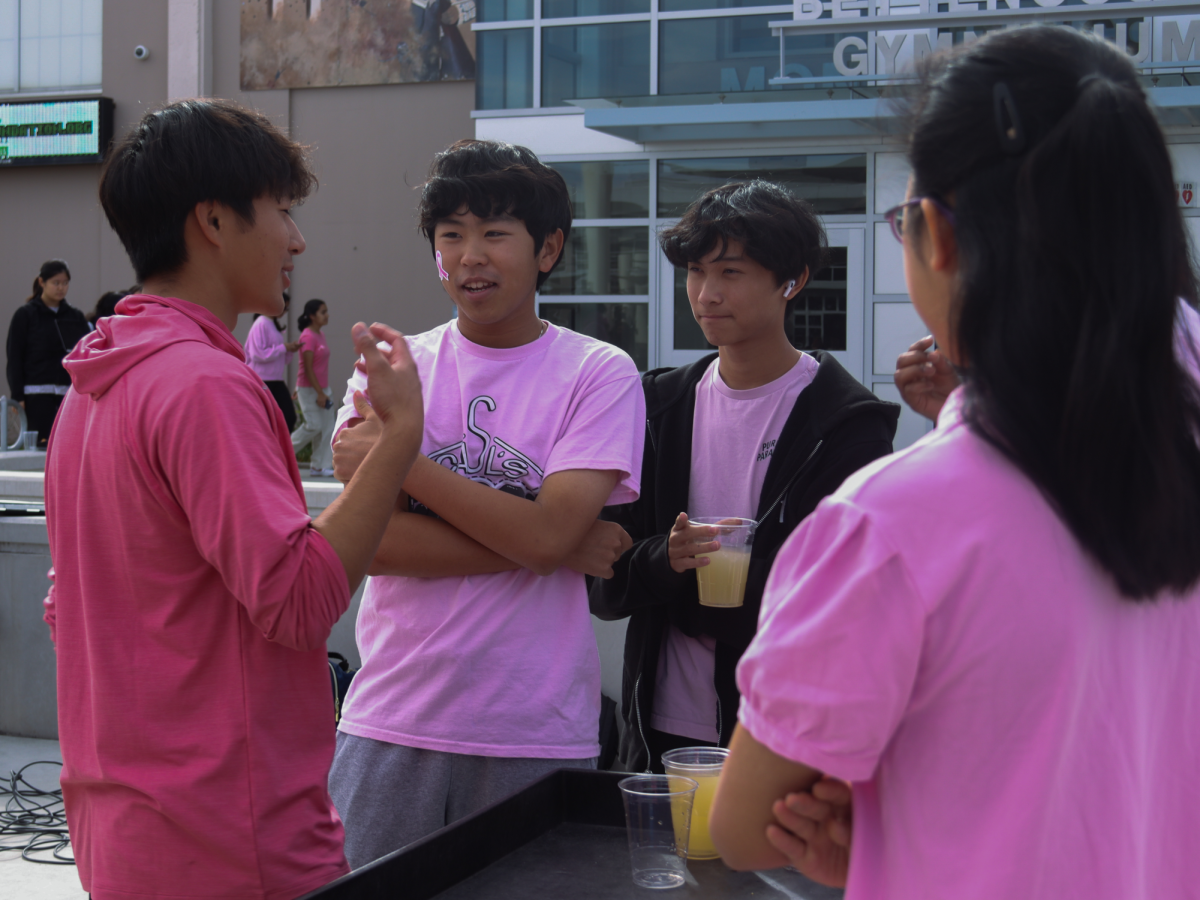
[334,321,644,758]
[651,353,818,742]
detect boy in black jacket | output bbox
[590,181,899,773]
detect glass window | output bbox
[787,247,847,351]
[16,0,102,92]
[550,160,650,219]
[476,29,534,110]
[672,266,715,351]
[540,226,650,295]
[540,302,649,370]
[659,15,847,97]
[476,0,532,21]
[0,2,17,92]
[543,0,649,17]
[657,154,866,217]
[542,22,650,107]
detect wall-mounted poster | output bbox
[241,0,475,90]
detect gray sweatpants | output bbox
[329,731,597,869]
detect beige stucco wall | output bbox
[0,0,472,399]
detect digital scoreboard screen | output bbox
[0,98,113,167]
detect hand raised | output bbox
[667,512,720,574]
[349,322,423,465]
[765,778,852,888]
[894,336,959,423]
[563,519,633,578]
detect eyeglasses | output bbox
[883,197,957,244]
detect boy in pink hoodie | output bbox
[43,100,424,900]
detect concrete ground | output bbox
[0,735,87,899]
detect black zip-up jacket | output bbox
[589,351,899,772]
[6,297,90,400]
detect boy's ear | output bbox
[785,267,810,299]
[537,228,565,273]
[192,200,227,249]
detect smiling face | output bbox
[38,272,70,305]
[687,239,800,349]
[227,195,306,319]
[433,208,562,334]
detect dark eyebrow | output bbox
[438,213,519,227]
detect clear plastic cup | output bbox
[661,747,729,860]
[618,774,698,889]
[21,431,37,451]
[691,517,756,607]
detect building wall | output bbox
[0,0,473,405]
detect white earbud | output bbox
[785,279,797,297]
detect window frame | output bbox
[0,0,105,97]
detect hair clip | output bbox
[992,81,1027,156]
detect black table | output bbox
[301,769,844,900]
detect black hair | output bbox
[88,291,126,325]
[417,139,571,290]
[297,299,326,331]
[659,180,827,290]
[98,99,316,283]
[906,26,1200,599]
[27,259,71,303]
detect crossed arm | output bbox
[711,725,852,887]
[333,394,631,579]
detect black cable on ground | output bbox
[0,760,74,865]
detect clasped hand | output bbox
[767,777,852,888]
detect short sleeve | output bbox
[544,361,645,506]
[736,498,926,782]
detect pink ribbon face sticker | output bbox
[435,251,450,281]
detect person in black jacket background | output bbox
[6,259,91,447]
[590,182,899,773]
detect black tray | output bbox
[301,769,843,900]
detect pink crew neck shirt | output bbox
[652,354,818,742]
[244,314,292,382]
[739,378,1200,900]
[333,320,644,758]
[297,328,330,389]
[45,294,351,900]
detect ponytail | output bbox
[297,298,325,331]
[907,26,1200,599]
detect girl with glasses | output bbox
[709,25,1200,900]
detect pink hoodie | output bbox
[44,295,351,900]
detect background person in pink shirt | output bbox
[245,293,301,431]
[327,139,645,868]
[709,27,1200,900]
[291,297,336,476]
[44,99,424,900]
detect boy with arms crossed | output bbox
[44,101,424,900]
[329,140,644,867]
[589,181,898,772]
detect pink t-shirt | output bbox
[45,295,351,900]
[297,328,330,389]
[244,314,292,382]
[653,354,818,742]
[333,320,644,758]
[738,387,1200,900]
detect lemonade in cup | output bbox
[691,517,755,608]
